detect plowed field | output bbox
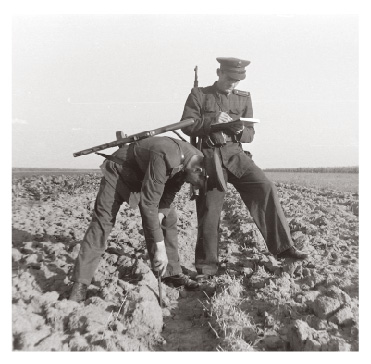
[12,172,359,351]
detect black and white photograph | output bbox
[6,2,366,356]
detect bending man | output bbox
[70,136,205,302]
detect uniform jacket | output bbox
[101,137,201,247]
[181,82,255,178]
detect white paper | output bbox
[240,118,260,123]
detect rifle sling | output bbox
[95,152,126,165]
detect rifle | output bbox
[73,118,194,157]
[190,66,198,148]
[189,66,201,200]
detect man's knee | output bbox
[260,179,276,194]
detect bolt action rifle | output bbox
[189,66,202,200]
[73,118,195,157]
[189,65,198,148]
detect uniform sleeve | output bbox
[239,93,255,143]
[139,153,168,247]
[159,175,184,213]
[181,88,215,137]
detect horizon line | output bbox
[12,166,359,170]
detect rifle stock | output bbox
[73,118,194,157]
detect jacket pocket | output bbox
[229,107,242,120]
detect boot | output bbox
[163,273,199,290]
[195,274,214,283]
[69,282,88,302]
[277,246,309,260]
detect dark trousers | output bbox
[195,161,293,275]
[72,164,181,285]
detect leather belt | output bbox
[203,134,237,148]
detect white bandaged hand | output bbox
[153,241,168,277]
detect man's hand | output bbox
[153,241,168,277]
[158,212,165,226]
[211,119,244,135]
[223,119,244,135]
[216,111,233,124]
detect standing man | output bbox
[181,57,309,280]
[69,136,205,302]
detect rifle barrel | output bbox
[73,118,194,157]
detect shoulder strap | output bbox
[232,89,250,97]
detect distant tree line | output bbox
[264,167,359,173]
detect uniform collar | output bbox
[213,82,232,96]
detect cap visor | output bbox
[225,71,246,81]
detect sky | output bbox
[12,14,358,169]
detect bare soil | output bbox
[12,173,359,351]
